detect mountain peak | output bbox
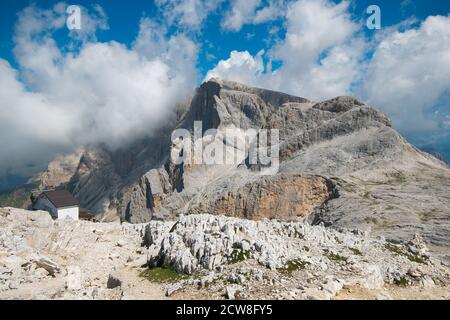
[26,80,450,263]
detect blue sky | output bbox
[1,0,449,77]
[0,0,449,178]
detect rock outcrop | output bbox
[118,79,397,222]
[143,214,443,276]
[185,174,335,220]
[142,213,450,300]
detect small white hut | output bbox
[33,190,79,220]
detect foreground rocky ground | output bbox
[0,208,164,300]
[1,207,449,300]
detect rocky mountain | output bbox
[2,79,450,300]
[36,78,450,261]
[35,148,86,190]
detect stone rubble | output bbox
[0,208,163,300]
[1,207,449,300]
[144,214,450,300]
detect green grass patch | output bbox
[394,276,408,287]
[407,255,428,264]
[349,247,363,256]
[228,243,251,264]
[278,259,310,273]
[139,267,186,283]
[385,244,428,265]
[323,249,348,264]
[385,243,404,255]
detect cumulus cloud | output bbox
[221,0,285,31]
[211,0,364,100]
[205,50,265,85]
[0,3,197,175]
[268,0,364,99]
[155,0,224,30]
[362,15,450,134]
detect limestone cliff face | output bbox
[185,175,335,220]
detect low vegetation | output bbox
[349,247,363,256]
[0,186,33,208]
[228,243,251,264]
[139,267,185,283]
[323,249,348,264]
[278,259,310,273]
[394,276,408,287]
[387,170,407,184]
[385,243,428,264]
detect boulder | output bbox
[65,266,82,291]
[107,271,122,289]
[225,285,241,300]
[33,256,60,276]
[165,283,183,297]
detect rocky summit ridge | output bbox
[30,78,450,262]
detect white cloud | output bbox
[268,0,364,99]
[222,0,261,31]
[211,0,364,100]
[0,3,197,175]
[273,0,357,63]
[69,4,109,42]
[133,17,198,81]
[362,15,450,133]
[221,0,285,31]
[205,50,265,85]
[155,0,224,30]
[253,3,282,24]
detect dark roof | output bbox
[42,190,79,208]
